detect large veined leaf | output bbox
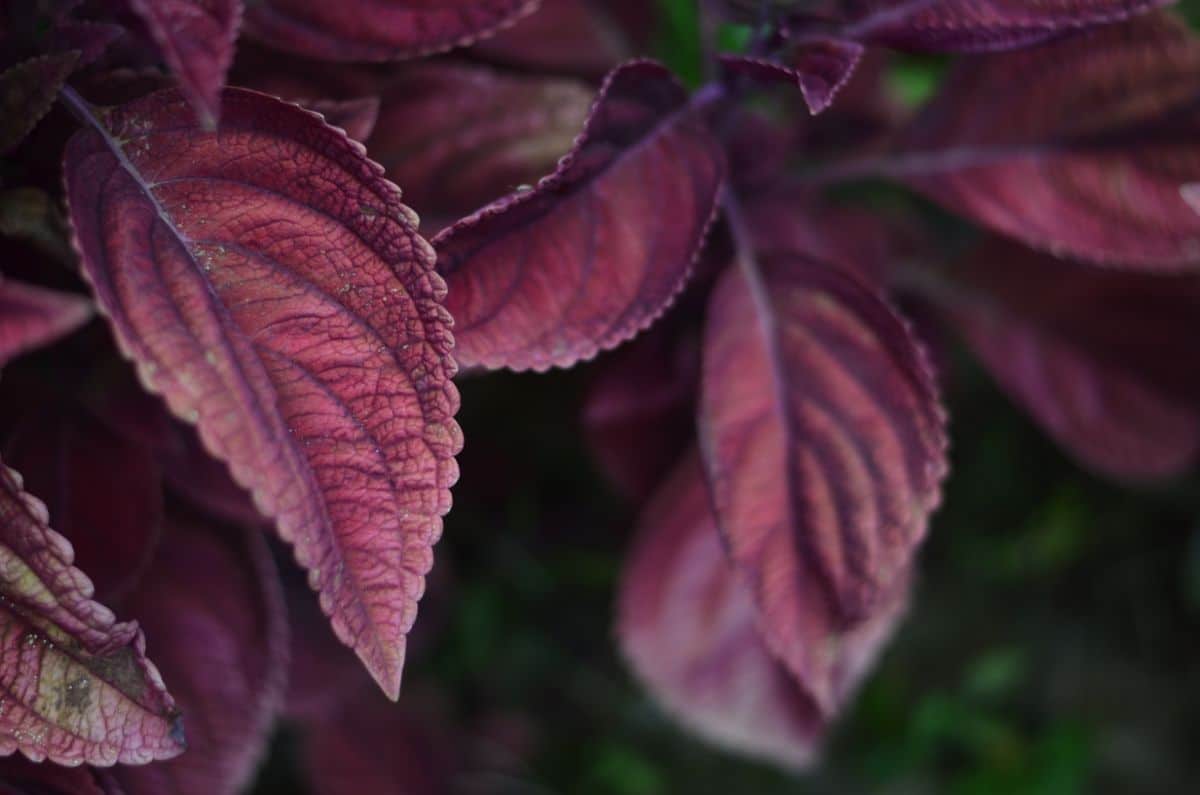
[112,515,288,795]
[0,281,92,367]
[894,14,1200,270]
[367,63,591,234]
[931,239,1200,481]
[127,0,243,128]
[242,0,540,61]
[698,247,946,713]
[619,452,906,770]
[828,0,1169,52]
[434,60,725,371]
[0,458,181,766]
[63,86,462,698]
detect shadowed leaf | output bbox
[307,96,380,143]
[63,87,461,699]
[434,60,725,371]
[469,0,637,77]
[720,38,865,115]
[0,754,113,794]
[0,281,92,367]
[0,52,79,153]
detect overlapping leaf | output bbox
[699,246,945,713]
[0,281,92,367]
[720,38,865,115]
[434,60,725,371]
[895,14,1200,270]
[128,0,243,128]
[0,458,181,766]
[932,239,1200,481]
[469,0,636,77]
[63,87,461,698]
[368,63,591,233]
[242,0,540,61]
[0,53,78,153]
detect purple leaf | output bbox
[63,87,462,699]
[0,281,92,367]
[367,63,591,234]
[896,13,1200,270]
[0,52,79,153]
[720,37,865,115]
[306,96,381,144]
[469,0,637,77]
[0,457,182,766]
[698,245,946,713]
[934,239,1200,481]
[618,452,906,770]
[434,60,725,371]
[127,0,243,128]
[111,514,288,795]
[832,0,1170,52]
[242,0,541,62]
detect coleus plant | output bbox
[0,0,1197,789]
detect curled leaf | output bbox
[64,87,461,698]
[698,247,945,713]
[720,37,864,115]
[0,52,79,153]
[0,281,92,367]
[242,0,541,62]
[0,458,181,766]
[434,60,725,371]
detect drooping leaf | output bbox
[367,63,591,234]
[0,458,182,766]
[111,514,288,795]
[63,86,462,699]
[698,247,945,713]
[828,0,1170,52]
[307,96,380,143]
[127,0,243,128]
[894,14,1200,270]
[931,239,1200,481]
[720,37,865,115]
[0,52,79,153]
[0,281,92,367]
[434,60,725,371]
[468,0,636,77]
[242,0,540,62]
[619,452,905,771]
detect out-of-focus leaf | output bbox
[0,52,78,153]
[242,0,540,61]
[306,96,380,143]
[112,514,288,795]
[469,0,636,77]
[434,60,724,371]
[0,458,182,766]
[0,189,74,266]
[699,244,945,714]
[0,754,113,794]
[367,63,591,234]
[896,14,1200,270]
[720,38,865,114]
[64,87,461,699]
[127,0,242,128]
[0,281,92,367]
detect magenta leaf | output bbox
[434,60,725,371]
[368,63,591,235]
[127,0,243,128]
[698,244,946,713]
[829,0,1169,52]
[111,514,288,795]
[934,239,1200,481]
[242,0,540,62]
[0,281,92,367]
[307,96,381,144]
[0,457,182,766]
[63,87,462,698]
[894,13,1200,270]
[0,52,79,153]
[469,0,637,77]
[619,452,906,770]
[720,37,865,115]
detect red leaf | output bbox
[619,452,905,770]
[469,0,636,77]
[935,239,1200,481]
[0,458,182,766]
[896,13,1200,270]
[698,245,945,713]
[720,38,865,115]
[111,514,288,795]
[63,87,462,699]
[242,0,541,62]
[0,281,92,367]
[434,60,725,371]
[368,63,591,235]
[0,52,79,153]
[127,0,243,128]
